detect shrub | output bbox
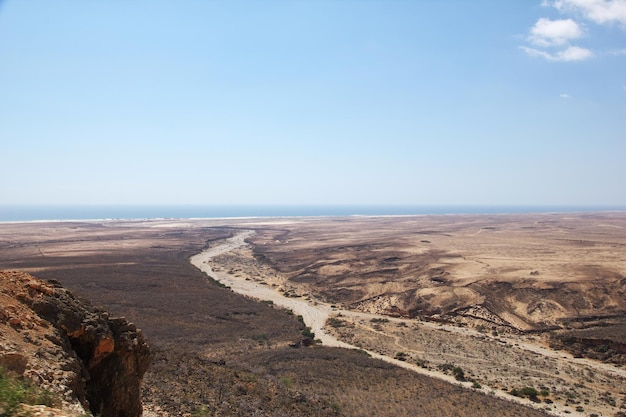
[327,317,345,328]
[301,327,315,339]
[452,367,466,381]
[414,358,429,368]
[437,363,455,373]
[0,366,58,416]
[510,386,539,401]
[520,387,538,398]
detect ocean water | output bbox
[0,205,624,222]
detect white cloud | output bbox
[559,45,595,59]
[521,1,626,62]
[560,93,572,98]
[552,0,626,26]
[520,46,555,59]
[528,18,585,46]
[521,45,594,61]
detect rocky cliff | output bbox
[0,270,151,417]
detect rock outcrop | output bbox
[0,270,151,417]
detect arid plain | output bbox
[1,212,625,416]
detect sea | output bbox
[0,205,624,223]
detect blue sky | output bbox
[1,0,624,206]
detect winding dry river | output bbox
[190,230,352,348]
[190,230,624,417]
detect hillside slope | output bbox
[0,270,150,417]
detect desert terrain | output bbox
[1,212,625,416]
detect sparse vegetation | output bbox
[327,317,346,328]
[0,366,58,416]
[352,349,371,357]
[301,326,316,340]
[7,216,626,417]
[207,275,231,289]
[549,330,626,365]
[511,387,540,402]
[438,362,456,373]
[414,358,429,368]
[452,366,466,381]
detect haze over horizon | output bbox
[1,1,625,207]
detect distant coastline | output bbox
[1,205,625,223]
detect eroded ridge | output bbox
[195,218,626,417]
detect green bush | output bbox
[520,387,538,398]
[0,366,57,416]
[452,367,466,381]
[301,326,315,339]
[510,386,539,401]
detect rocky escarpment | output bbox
[0,270,151,417]
[549,325,626,365]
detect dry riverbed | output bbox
[192,231,626,417]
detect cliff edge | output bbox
[0,270,151,417]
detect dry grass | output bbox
[326,313,626,417]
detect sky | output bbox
[0,0,625,207]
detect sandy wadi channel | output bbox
[195,213,626,417]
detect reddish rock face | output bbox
[0,271,151,417]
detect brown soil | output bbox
[201,213,626,417]
[247,213,626,333]
[0,218,555,417]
